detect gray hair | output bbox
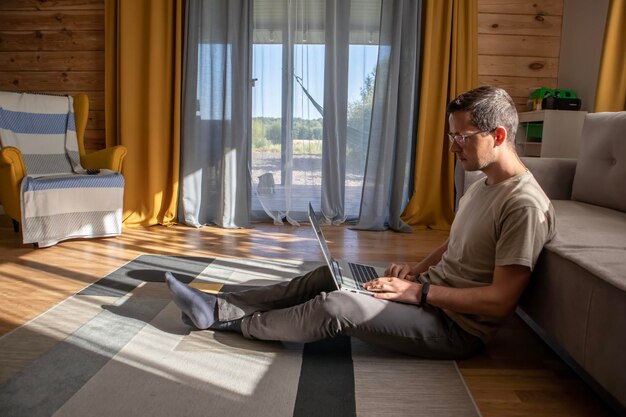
[447,86,519,143]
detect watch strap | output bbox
[420,281,430,305]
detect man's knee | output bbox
[321,291,366,325]
[309,265,332,280]
[301,265,336,293]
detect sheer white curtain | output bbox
[354,0,421,231]
[251,0,383,225]
[180,0,252,228]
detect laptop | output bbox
[308,202,386,295]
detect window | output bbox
[251,0,382,222]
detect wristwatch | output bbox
[420,281,430,305]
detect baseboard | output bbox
[516,308,625,416]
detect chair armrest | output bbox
[0,146,26,177]
[521,157,577,200]
[0,146,27,221]
[81,145,128,172]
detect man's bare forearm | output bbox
[424,264,532,318]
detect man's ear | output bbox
[492,126,508,147]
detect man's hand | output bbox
[363,277,421,304]
[384,263,416,281]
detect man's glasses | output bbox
[447,129,494,146]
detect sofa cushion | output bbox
[571,111,626,212]
[546,200,626,291]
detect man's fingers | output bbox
[365,280,391,291]
[372,292,396,300]
[385,264,412,280]
[385,263,404,278]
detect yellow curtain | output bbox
[401,0,477,230]
[594,0,626,112]
[105,0,182,226]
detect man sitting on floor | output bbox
[165,86,556,359]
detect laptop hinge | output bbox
[332,260,343,281]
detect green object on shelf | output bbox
[523,122,543,142]
[530,87,555,99]
[530,87,577,99]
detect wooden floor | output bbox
[0,217,618,417]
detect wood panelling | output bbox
[0,11,103,31]
[0,0,105,152]
[0,31,104,51]
[478,34,560,58]
[0,0,103,11]
[477,0,563,112]
[0,51,103,71]
[0,71,104,91]
[477,0,564,15]
[478,13,562,37]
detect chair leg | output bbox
[12,219,19,233]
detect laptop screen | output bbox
[307,203,342,284]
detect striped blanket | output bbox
[20,172,124,247]
[0,91,83,175]
[0,92,124,247]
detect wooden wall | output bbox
[0,0,564,152]
[0,0,105,152]
[477,0,563,112]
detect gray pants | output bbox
[218,266,484,359]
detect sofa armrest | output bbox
[521,157,577,200]
[81,145,128,172]
[454,157,577,208]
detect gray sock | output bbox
[165,272,218,329]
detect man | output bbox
[166,86,555,359]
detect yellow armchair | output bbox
[0,93,127,227]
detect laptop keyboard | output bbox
[348,262,379,285]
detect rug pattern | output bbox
[0,255,480,417]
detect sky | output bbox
[252,44,379,119]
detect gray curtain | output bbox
[180,0,252,228]
[320,0,350,224]
[253,0,358,226]
[354,0,421,232]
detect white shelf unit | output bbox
[515,110,588,158]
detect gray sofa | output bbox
[455,111,626,413]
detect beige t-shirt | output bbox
[422,171,555,342]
